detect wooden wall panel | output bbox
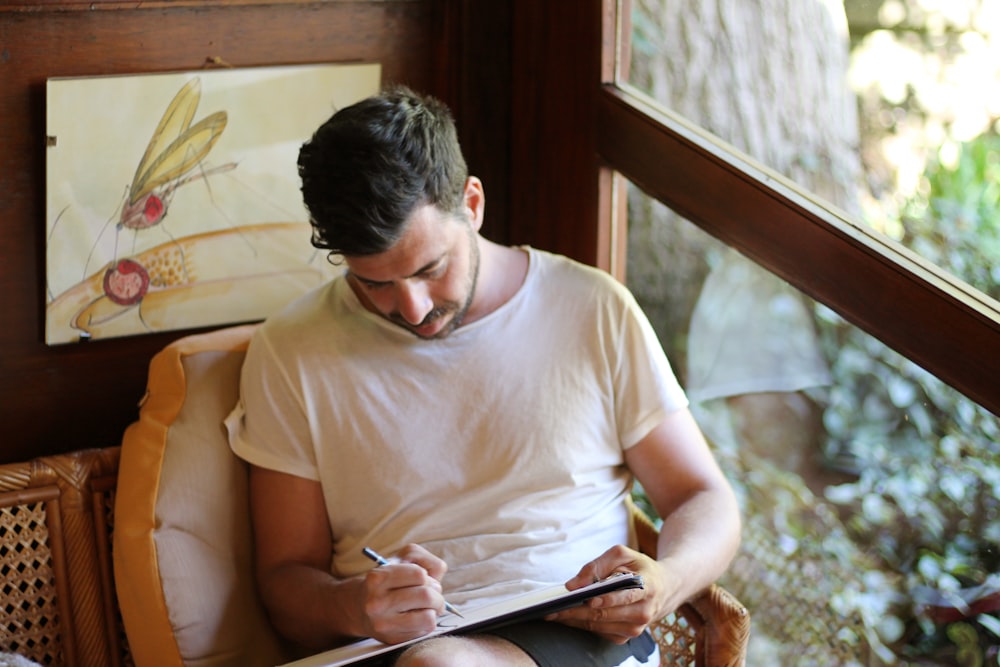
[440,1,512,247]
[509,0,604,267]
[0,0,444,462]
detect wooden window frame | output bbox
[597,83,1000,416]
[511,0,999,414]
[593,0,1000,417]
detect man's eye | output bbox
[354,276,389,290]
[424,263,446,279]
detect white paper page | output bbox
[279,575,641,667]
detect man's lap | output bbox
[488,620,659,667]
[358,620,659,667]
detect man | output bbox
[227,86,741,667]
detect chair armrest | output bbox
[686,584,749,667]
[629,497,750,666]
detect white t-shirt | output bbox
[227,247,687,607]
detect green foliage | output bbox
[818,309,1000,661]
[815,132,1000,663]
[901,132,1000,300]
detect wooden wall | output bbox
[0,0,514,463]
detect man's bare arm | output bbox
[248,466,444,649]
[629,408,742,611]
[550,408,741,642]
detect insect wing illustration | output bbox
[120,77,228,230]
[44,63,381,346]
[67,76,232,334]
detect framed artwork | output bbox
[45,62,381,345]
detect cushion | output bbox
[114,324,286,667]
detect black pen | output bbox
[362,546,464,618]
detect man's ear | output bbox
[464,177,485,231]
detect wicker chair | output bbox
[0,447,130,667]
[631,501,750,667]
[107,324,749,667]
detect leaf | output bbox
[941,474,968,504]
[887,375,918,407]
[917,553,943,581]
[825,483,860,504]
[862,494,895,525]
[978,613,1000,639]
[947,621,983,667]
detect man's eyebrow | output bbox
[350,254,446,285]
[348,271,389,286]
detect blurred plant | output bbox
[819,308,1000,662]
[901,132,1000,300]
[815,131,1000,663]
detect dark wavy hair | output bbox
[298,86,469,257]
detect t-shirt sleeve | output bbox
[610,283,689,450]
[225,327,321,481]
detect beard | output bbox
[391,225,481,340]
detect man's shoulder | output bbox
[527,246,609,280]
[527,247,632,300]
[255,278,342,341]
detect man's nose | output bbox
[395,281,433,325]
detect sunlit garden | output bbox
[626,1,1000,664]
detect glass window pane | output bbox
[622,0,999,302]
[624,179,1000,665]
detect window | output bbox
[601,1,1000,664]
[597,0,998,408]
[625,0,1000,301]
[623,178,999,666]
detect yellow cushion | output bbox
[114,324,286,667]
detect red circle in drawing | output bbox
[143,195,165,226]
[103,259,150,306]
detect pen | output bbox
[362,546,464,618]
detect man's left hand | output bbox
[545,545,674,644]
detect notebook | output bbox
[279,572,644,667]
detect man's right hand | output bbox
[361,544,449,644]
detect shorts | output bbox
[358,620,660,666]
[489,620,659,667]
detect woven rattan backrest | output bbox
[631,499,750,667]
[0,448,130,667]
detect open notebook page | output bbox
[279,572,644,667]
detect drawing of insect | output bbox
[64,77,235,336]
[74,76,234,282]
[120,76,230,231]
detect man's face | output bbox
[344,203,480,340]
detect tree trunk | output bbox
[623,1,875,664]
[632,0,862,206]
[625,0,863,474]
[626,0,863,359]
